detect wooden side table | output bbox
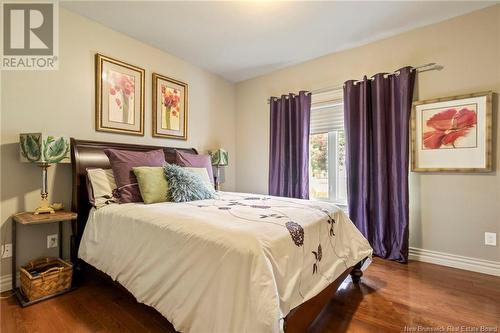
[11,210,77,307]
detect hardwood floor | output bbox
[1,258,499,332]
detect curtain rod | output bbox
[267,63,443,104]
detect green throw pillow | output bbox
[133,167,169,204]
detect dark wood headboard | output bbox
[70,138,197,264]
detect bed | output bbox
[70,138,372,333]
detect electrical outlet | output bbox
[1,244,12,258]
[484,232,497,246]
[47,234,58,248]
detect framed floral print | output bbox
[95,54,145,135]
[411,91,493,172]
[152,73,188,140]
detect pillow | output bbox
[133,167,169,204]
[86,168,119,208]
[163,164,215,202]
[175,151,214,184]
[183,167,214,190]
[104,148,166,203]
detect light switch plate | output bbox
[47,234,58,248]
[484,232,497,246]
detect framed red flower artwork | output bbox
[152,73,188,140]
[95,54,145,136]
[412,91,493,172]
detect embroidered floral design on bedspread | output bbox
[327,214,336,236]
[312,244,322,274]
[189,193,342,279]
[259,213,285,219]
[285,221,304,247]
[250,205,271,209]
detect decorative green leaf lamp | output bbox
[209,148,228,191]
[19,133,70,214]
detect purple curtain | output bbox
[343,67,416,263]
[269,91,311,199]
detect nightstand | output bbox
[11,210,77,307]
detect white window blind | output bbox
[310,89,344,134]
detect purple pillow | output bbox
[175,150,214,184]
[104,149,166,203]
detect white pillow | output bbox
[183,167,214,189]
[87,168,119,208]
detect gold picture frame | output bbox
[411,91,493,172]
[152,73,188,140]
[95,53,145,136]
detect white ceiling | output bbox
[61,1,494,82]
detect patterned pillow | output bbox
[163,164,215,202]
[86,168,119,208]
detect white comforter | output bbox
[79,192,372,333]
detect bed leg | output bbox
[350,260,363,284]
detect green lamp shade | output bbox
[209,149,228,166]
[20,133,70,164]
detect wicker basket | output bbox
[20,257,73,302]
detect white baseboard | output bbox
[409,247,500,276]
[0,273,19,292]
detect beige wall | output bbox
[0,9,236,278]
[1,6,499,283]
[235,5,500,262]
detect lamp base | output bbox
[34,207,55,215]
[34,198,55,215]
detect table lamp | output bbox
[19,133,70,214]
[209,148,228,191]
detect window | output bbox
[309,91,347,205]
